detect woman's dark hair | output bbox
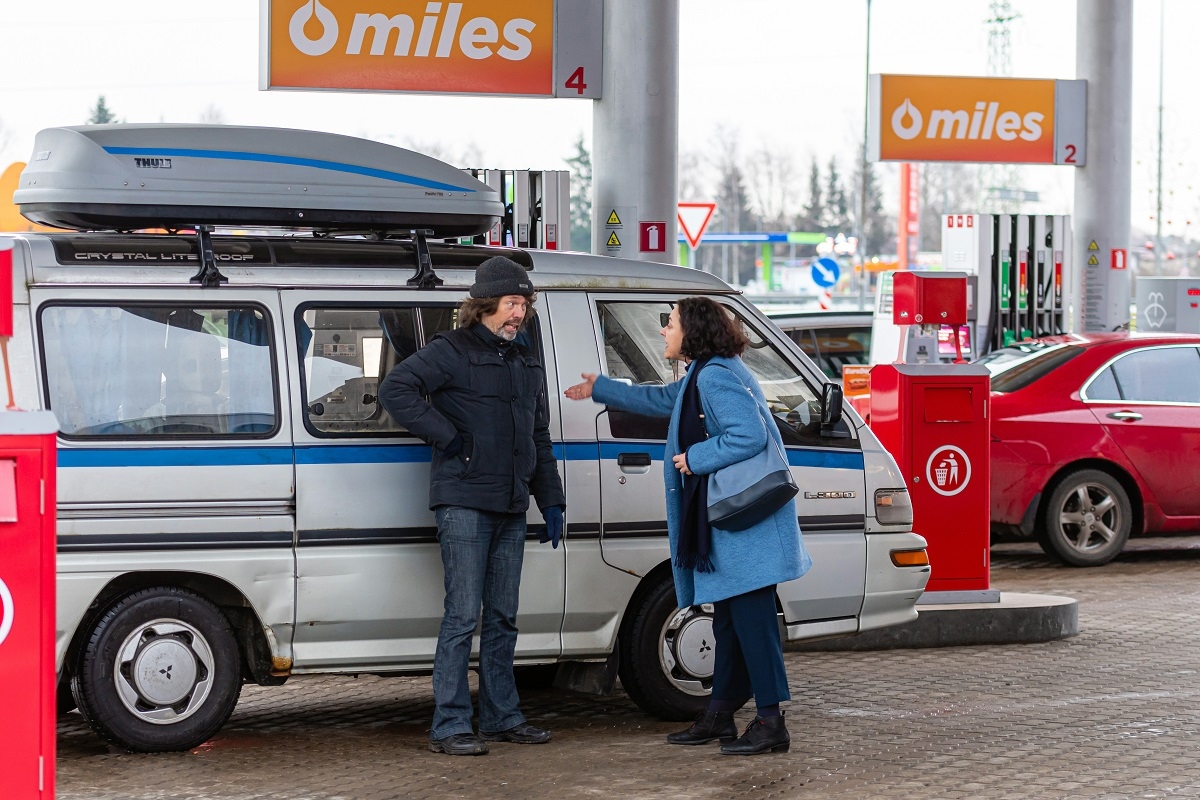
[677,296,748,359]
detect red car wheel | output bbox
[1039,469,1132,567]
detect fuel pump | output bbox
[941,213,1072,356]
[461,169,572,250]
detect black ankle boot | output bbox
[719,713,790,755]
[666,709,738,745]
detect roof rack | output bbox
[14,124,503,238]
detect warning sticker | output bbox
[606,231,622,248]
[1088,240,1099,251]
[1087,254,1099,266]
[606,209,622,227]
[323,343,358,357]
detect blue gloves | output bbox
[540,505,565,548]
[439,433,464,458]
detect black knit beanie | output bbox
[469,256,533,299]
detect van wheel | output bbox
[1039,469,1132,567]
[72,587,243,752]
[618,575,711,722]
[57,675,77,715]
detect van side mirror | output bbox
[820,384,849,438]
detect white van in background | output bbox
[6,124,929,752]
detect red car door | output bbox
[1084,345,1200,519]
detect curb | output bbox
[786,592,1079,651]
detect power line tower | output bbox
[984,0,1023,214]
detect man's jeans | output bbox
[431,506,528,740]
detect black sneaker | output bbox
[479,723,552,744]
[428,733,490,755]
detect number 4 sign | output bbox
[554,3,604,99]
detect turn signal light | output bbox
[890,549,930,567]
[875,488,913,525]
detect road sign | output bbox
[639,222,666,252]
[677,202,716,250]
[811,257,840,288]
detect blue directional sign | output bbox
[811,257,840,288]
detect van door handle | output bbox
[617,453,652,468]
[1106,411,1142,422]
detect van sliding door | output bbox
[283,290,565,671]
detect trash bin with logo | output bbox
[870,363,991,596]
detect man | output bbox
[379,256,566,756]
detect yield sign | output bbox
[677,202,717,249]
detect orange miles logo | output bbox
[266,0,554,96]
[875,75,1056,164]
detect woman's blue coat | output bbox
[592,355,812,607]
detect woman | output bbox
[564,296,811,756]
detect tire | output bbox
[1039,469,1132,567]
[617,575,712,721]
[72,586,243,752]
[57,675,77,716]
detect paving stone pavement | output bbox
[56,536,1200,799]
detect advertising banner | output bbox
[868,74,1086,166]
[262,0,602,98]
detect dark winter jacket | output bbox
[378,323,564,515]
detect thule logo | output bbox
[134,157,172,169]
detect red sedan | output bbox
[979,333,1200,566]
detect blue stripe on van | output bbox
[56,442,866,471]
[58,447,293,468]
[102,147,476,193]
[787,449,865,470]
[294,444,432,464]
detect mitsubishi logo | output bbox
[160,665,174,680]
[699,639,711,654]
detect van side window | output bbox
[299,305,461,436]
[40,304,277,438]
[596,300,857,448]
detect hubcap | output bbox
[1058,483,1123,554]
[114,619,215,725]
[659,605,715,697]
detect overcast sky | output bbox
[1,1,1194,239]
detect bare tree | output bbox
[198,105,225,124]
[677,149,708,203]
[744,143,798,230]
[919,163,982,251]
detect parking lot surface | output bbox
[58,537,1200,799]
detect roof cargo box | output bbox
[14,124,502,236]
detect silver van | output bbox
[7,124,929,752]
